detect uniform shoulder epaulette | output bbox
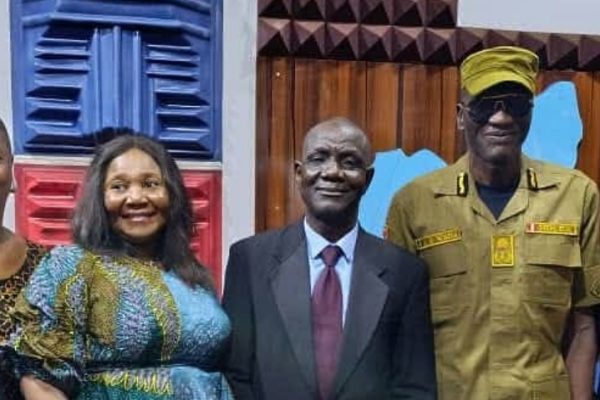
[526,168,538,190]
[457,172,468,196]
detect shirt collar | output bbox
[432,153,559,195]
[303,218,358,262]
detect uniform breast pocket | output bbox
[420,240,468,318]
[522,234,581,306]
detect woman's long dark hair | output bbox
[72,128,214,290]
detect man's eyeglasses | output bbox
[462,94,533,125]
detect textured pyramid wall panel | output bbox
[258,0,600,70]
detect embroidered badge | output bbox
[491,235,515,267]
[415,228,462,251]
[525,222,579,236]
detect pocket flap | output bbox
[525,233,581,268]
[419,237,467,278]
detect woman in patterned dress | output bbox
[0,118,47,344]
[0,119,47,399]
[2,130,232,399]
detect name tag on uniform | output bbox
[525,222,579,236]
[415,228,462,251]
[491,234,515,267]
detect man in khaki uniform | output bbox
[386,46,600,400]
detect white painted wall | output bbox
[0,0,14,231]
[222,0,257,260]
[459,0,600,35]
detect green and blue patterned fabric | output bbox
[3,245,232,399]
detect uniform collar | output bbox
[432,153,560,196]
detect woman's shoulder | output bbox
[7,240,50,286]
[30,244,102,282]
[23,240,47,266]
[45,244,107,263]
[22,244,101,309]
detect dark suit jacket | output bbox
[222,222,437,400]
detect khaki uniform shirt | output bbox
[386,154,600,400]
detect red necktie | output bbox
[312,245,343,400]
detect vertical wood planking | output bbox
[312,60,367,126]
[398,65,426,155]
[291,59,319,223]
[578,72,600,183]
[365,62,401,151]
[256,57,600,231]
[399,65,445,156]
[440,66,460,163]
[294,59,321,158]
[265,57,295,230]
[255,57,271,232]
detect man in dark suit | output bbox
[222,117,436,400]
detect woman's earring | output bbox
[9,182,16,193]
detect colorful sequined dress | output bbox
[2,245,232,399]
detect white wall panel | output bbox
[1,0,14,231]
[459,0,600,35]
[222,0,257,262]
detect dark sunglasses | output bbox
[463,94,533,124]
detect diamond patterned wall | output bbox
[258,0,600,70]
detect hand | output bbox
[20,376,67,400]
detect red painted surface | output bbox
[14,164,223,291]
[183,170,223,291]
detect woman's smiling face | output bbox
[103,148,170,252]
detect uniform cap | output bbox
[460,46,539,96]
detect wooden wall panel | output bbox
[294,60,367,151]
[256,58,295,230]
[440,67,462,161]
[255,57,271,231]
[365,62,400,151]
[256,56,600,232]
[576,73,600,183]
[397,65,461,163]
[399,65,438,155]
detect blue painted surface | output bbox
[524,81,582,168]
[358,149,446,236]
[359,81,582,237]
[11,0,222,159]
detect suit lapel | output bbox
[333,230,389,396]
[269,223,318,394]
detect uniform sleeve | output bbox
[385,189,418,254]
[2,246,92,396]
[573,181,600,307]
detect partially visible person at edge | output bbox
[0,118,47,399]
[0,130,232,399]
[223,117,437,400]
[386,46,600,400]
